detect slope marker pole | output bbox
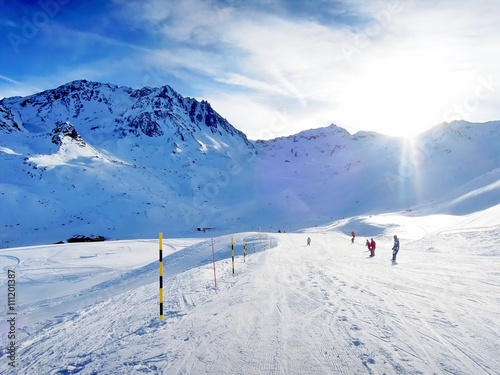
[159,233,163,320]
[212,238,217,288]
[231,237,235,277]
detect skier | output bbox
[366,239,371,251]
[351,231,355,244]
[370,238,376,257]
[392,235,399,262]
[307,237,311,246]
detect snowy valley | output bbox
[0,80,499,374]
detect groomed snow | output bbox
[1,208,499,374]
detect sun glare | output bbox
[339,51,459,138]
[398,135,427,203]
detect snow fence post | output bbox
[244,240,247,262]
[258,228,262,252]
[159,233,163,320]
[212,238,217,288]
[231,237,235,277]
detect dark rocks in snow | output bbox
[127,112,164,137]
[67,235,106,243]
[50,122,86,146]
[0,105,22,133]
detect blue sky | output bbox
[1,0,499,139]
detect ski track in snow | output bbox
[0,220,499,374]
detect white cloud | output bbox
[215,73,294,97]
[207,0,500,137]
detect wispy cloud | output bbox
[0,75,42,99]
[39,23,154,53]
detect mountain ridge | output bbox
[1,79,252,150]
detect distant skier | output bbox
[370,238,376,257]
[351,231,355,244]
[392,235,399,262]
[366,239,371,251]
[307,237,311,246]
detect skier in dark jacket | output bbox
[392,235,399,261]
[351,231,355,244]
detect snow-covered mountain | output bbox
[0,80,256,247]
[1,80,499,248]
[253,120,500,221]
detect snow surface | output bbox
[1,207,499,374]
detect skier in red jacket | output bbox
[370,238,376,257]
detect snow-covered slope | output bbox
[1,81,499,248]
[0,209,498,373]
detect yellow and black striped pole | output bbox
[231,237,235,277]
[159,233,163,320]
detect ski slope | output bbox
[1,207,499,374]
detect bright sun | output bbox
[338,51,462,137]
